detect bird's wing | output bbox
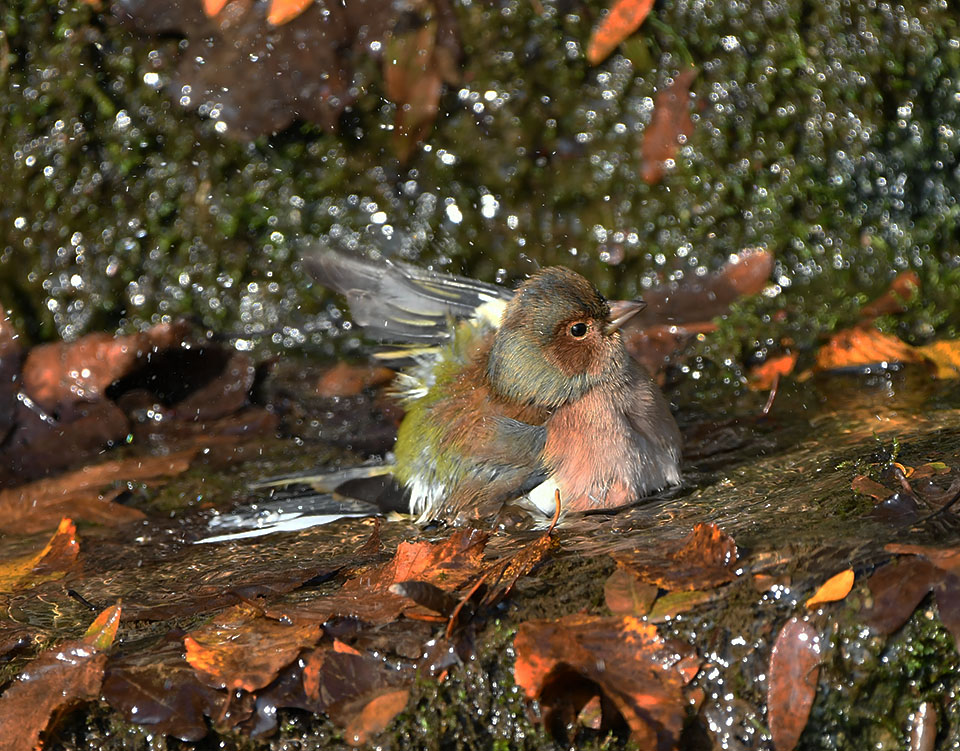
[301,244,513,347]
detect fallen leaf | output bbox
[514,615,697,747]
[851,475,893,501]
[805,569,854,608]
[343,688,410,746]
[384,11,458,161]
[640,67,697,185]
[184,604,325,691]
[859,271,920,321]
[814,328,922,372]
[316,363,395,398]
[0,604,120,751]
[84,602,123,650]
[767,618,820,751]
[21,323,189,412]
[0,452,194,534]
[863,556,939,635]
[319,528,488,624]
[480,528,556,606]
[102,631,228,742]
[202,0,228,17]
[884,543,960,575]
[748,352,798,391]
[0,517,80,594]
[916,340,960,379]
[911,462,951,479]
[298,648,414,736]
[613,522,739,591]
[620,247,774,373]
[586,0,655,65]
[603,566,658,617]
[266,0,313,25]
[647,588,718,621]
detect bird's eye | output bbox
[569,322,588,338]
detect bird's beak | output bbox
[605,299,647,335]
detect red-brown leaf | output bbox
[514,614,697,748]
[863,557,939,635]
[640,68,697,185]
[767,618,821,751]
[184,604,325,691]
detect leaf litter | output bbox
[4,273,960,750]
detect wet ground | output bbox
[3,355,960,750]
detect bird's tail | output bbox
[300,244,512,350]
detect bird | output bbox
[299,247,682,524]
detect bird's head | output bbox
[487,266,643,408]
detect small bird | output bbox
[302,247,682,523]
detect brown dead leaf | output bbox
[586,0,655,65]
[284,528,488,626]
[805,569,854,608]
[0,452,195,534]
[884,543,960,575]
[343,688,410,746]
[767,618,821,751]
[863,556,940,635]
[859,271,919,321]
[184,604,325,691]
[0,603,120,751]
[911,462,951,479]
[316,363,395,398]
[604,565,658,617]
[640,67,696,185]
[514,615,697,748]
[102,631,228,742]
[21,322,189,412]
[384,11,458,162]
[851,475,893,501]
[298,647,414,736]
[613,522,739,591]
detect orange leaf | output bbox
[344,689,410,746]
[586,0,655,65]
[202,0,229,16]
[805,569,854,608]
[266,0,313,26]
[748,352,798,391]
[814,328,922,371]
[0,517,79,593]
[83,602,122,650]
[514,615,696,747]
[916,340,960,379]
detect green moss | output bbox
[803,603,960,750]
[2,0,959,406]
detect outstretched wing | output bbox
[301,245,513,346]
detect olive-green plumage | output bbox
[303,248,682,523]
